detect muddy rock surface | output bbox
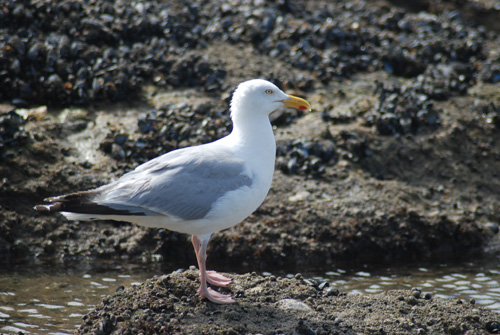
[1,0,500,332]
[76,270,500,335]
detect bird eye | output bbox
[265,89,273,95]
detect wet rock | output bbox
[475,101,500,129]
[111,143,126,160]
[276,138,336,176]
[137,113,156,133]
[486,321,500,334]
[478,60,500,83]
[411,288,422,299]
[484,223,499,235]
[295,319,315,335]
[365,82,441,136]
[113,134,128,146]
[382,50,427,78]
[323,287,340,297]
[0,111,29,151]
[414,63,474,100]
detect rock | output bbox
[278,298,312,312]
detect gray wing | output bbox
[92,145,253,221]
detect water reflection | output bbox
[0,257,499,334]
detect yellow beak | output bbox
[281,94,311,111]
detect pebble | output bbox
[485,321,500,334]
[277,299,312,312]
[412,290,421,299]
[323,287,339,297]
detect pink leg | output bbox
[191,235,234,304]
[191,235,232,287]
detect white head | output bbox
[230,79,310,120]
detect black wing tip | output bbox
[34,202,64,213]
[35,190,95,214]
[35,199,148,217]
[35,190,148,217]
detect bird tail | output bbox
[34,190,101,214]
[35,189,147,217]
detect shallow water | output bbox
[0,260,160,335]
[0,257,499,335]
[303,258,500,310]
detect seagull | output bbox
[35,79,311,304]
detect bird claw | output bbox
[200,287,235,304]
[206,270,233,287]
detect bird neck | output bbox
[226,112,276,167]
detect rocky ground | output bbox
[1,0,500,333]
[76,270,500,335]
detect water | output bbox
[1,257,499,334]
[304,258,500,310]
[0,260,160,335]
